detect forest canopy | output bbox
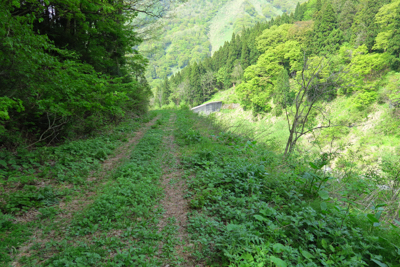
[164,0,400,113]
[0,0,180,148]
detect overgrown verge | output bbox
[0,113,157,265]
[175,108,400,266]
[8,111,185,266]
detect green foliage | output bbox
[4,186,60,213]
[256,24,292,53]
[0,0,151,147]
[386,72,400,105]
[0,97,24,120]
[177,109,400,267]
[351,0,390,50]
[349,45,390,86]
[0,211,31,263]
[162,77,172,106]
[167,0,400,117]
[0,115,146,264]
[1,111,183,266]
[146,0,306,99]
[216,67,232,90]
[236,37,302,112]
[374,0,400,52]
[312,2,344,54]
[274,69,293,110]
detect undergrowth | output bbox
[175,108,400,267]
[0,113,157,265]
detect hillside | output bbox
[3,0,400,266]
[164,0,400,169]
[139,0,306,89]
[209,0,283,54]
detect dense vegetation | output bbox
[165,0,400,112]
[3,107,399,266]
[176,108,400,267]
[2,0,400,266]
[0,0,156,149]
[141,0,305,90]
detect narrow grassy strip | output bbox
[1,114,158,266]
[155,113,198,266]
[174,108,400,267]
[21,112,171,266]
[7,112,166,266]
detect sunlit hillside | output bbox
[139,0,306,89]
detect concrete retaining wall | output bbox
[191,101,222,115]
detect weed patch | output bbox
[175,108,400,266]
[0,114,156,265]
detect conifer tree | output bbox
[388,3,400,60]
[274,69,291,109]
[338,0,358,42]
[313,2,343,54]
[281,12,291,24]
[161,77,171,105]
[241,41,251,69]
[318,2,338,33]
[190,63,202,105]
[316,0,322,12]
[294,3,303,21]
[352,0,390,51]
[226,34,236,71]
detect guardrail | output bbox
[191,101,222,115]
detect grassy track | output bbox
[1,114,152,265]
[4,108,400,266]
[1,112,168,266]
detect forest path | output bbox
[11,116,161,267]
[157,114,200,267]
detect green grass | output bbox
[204,87,238,104]
[209,88,400,172]
[35,117,168,266]
[0,113,158,266]
[173,107,400,266]
[4,110,194,266]
[5,107,400,266]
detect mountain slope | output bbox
[139,0,305,89]
[209,0,283,54]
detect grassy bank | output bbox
[207,87,400,172]
[175,107,400,266]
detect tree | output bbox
[312,2,343,54]
[294,2,304,21]
[216,67,231,90]
[155,87,163,107]
[200,71,216,102]
[0,0,166,147]
[351,0,390,51]
[374,0,400,59]
[316,0,322,12]
[231,63,244,85]
[190,63,202,105]
[274,69,292,109]
[338,0,358,40]
[241,41,251,69]
[283,55,349,156]
[176,79,190,105]
[162,77,171,105]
